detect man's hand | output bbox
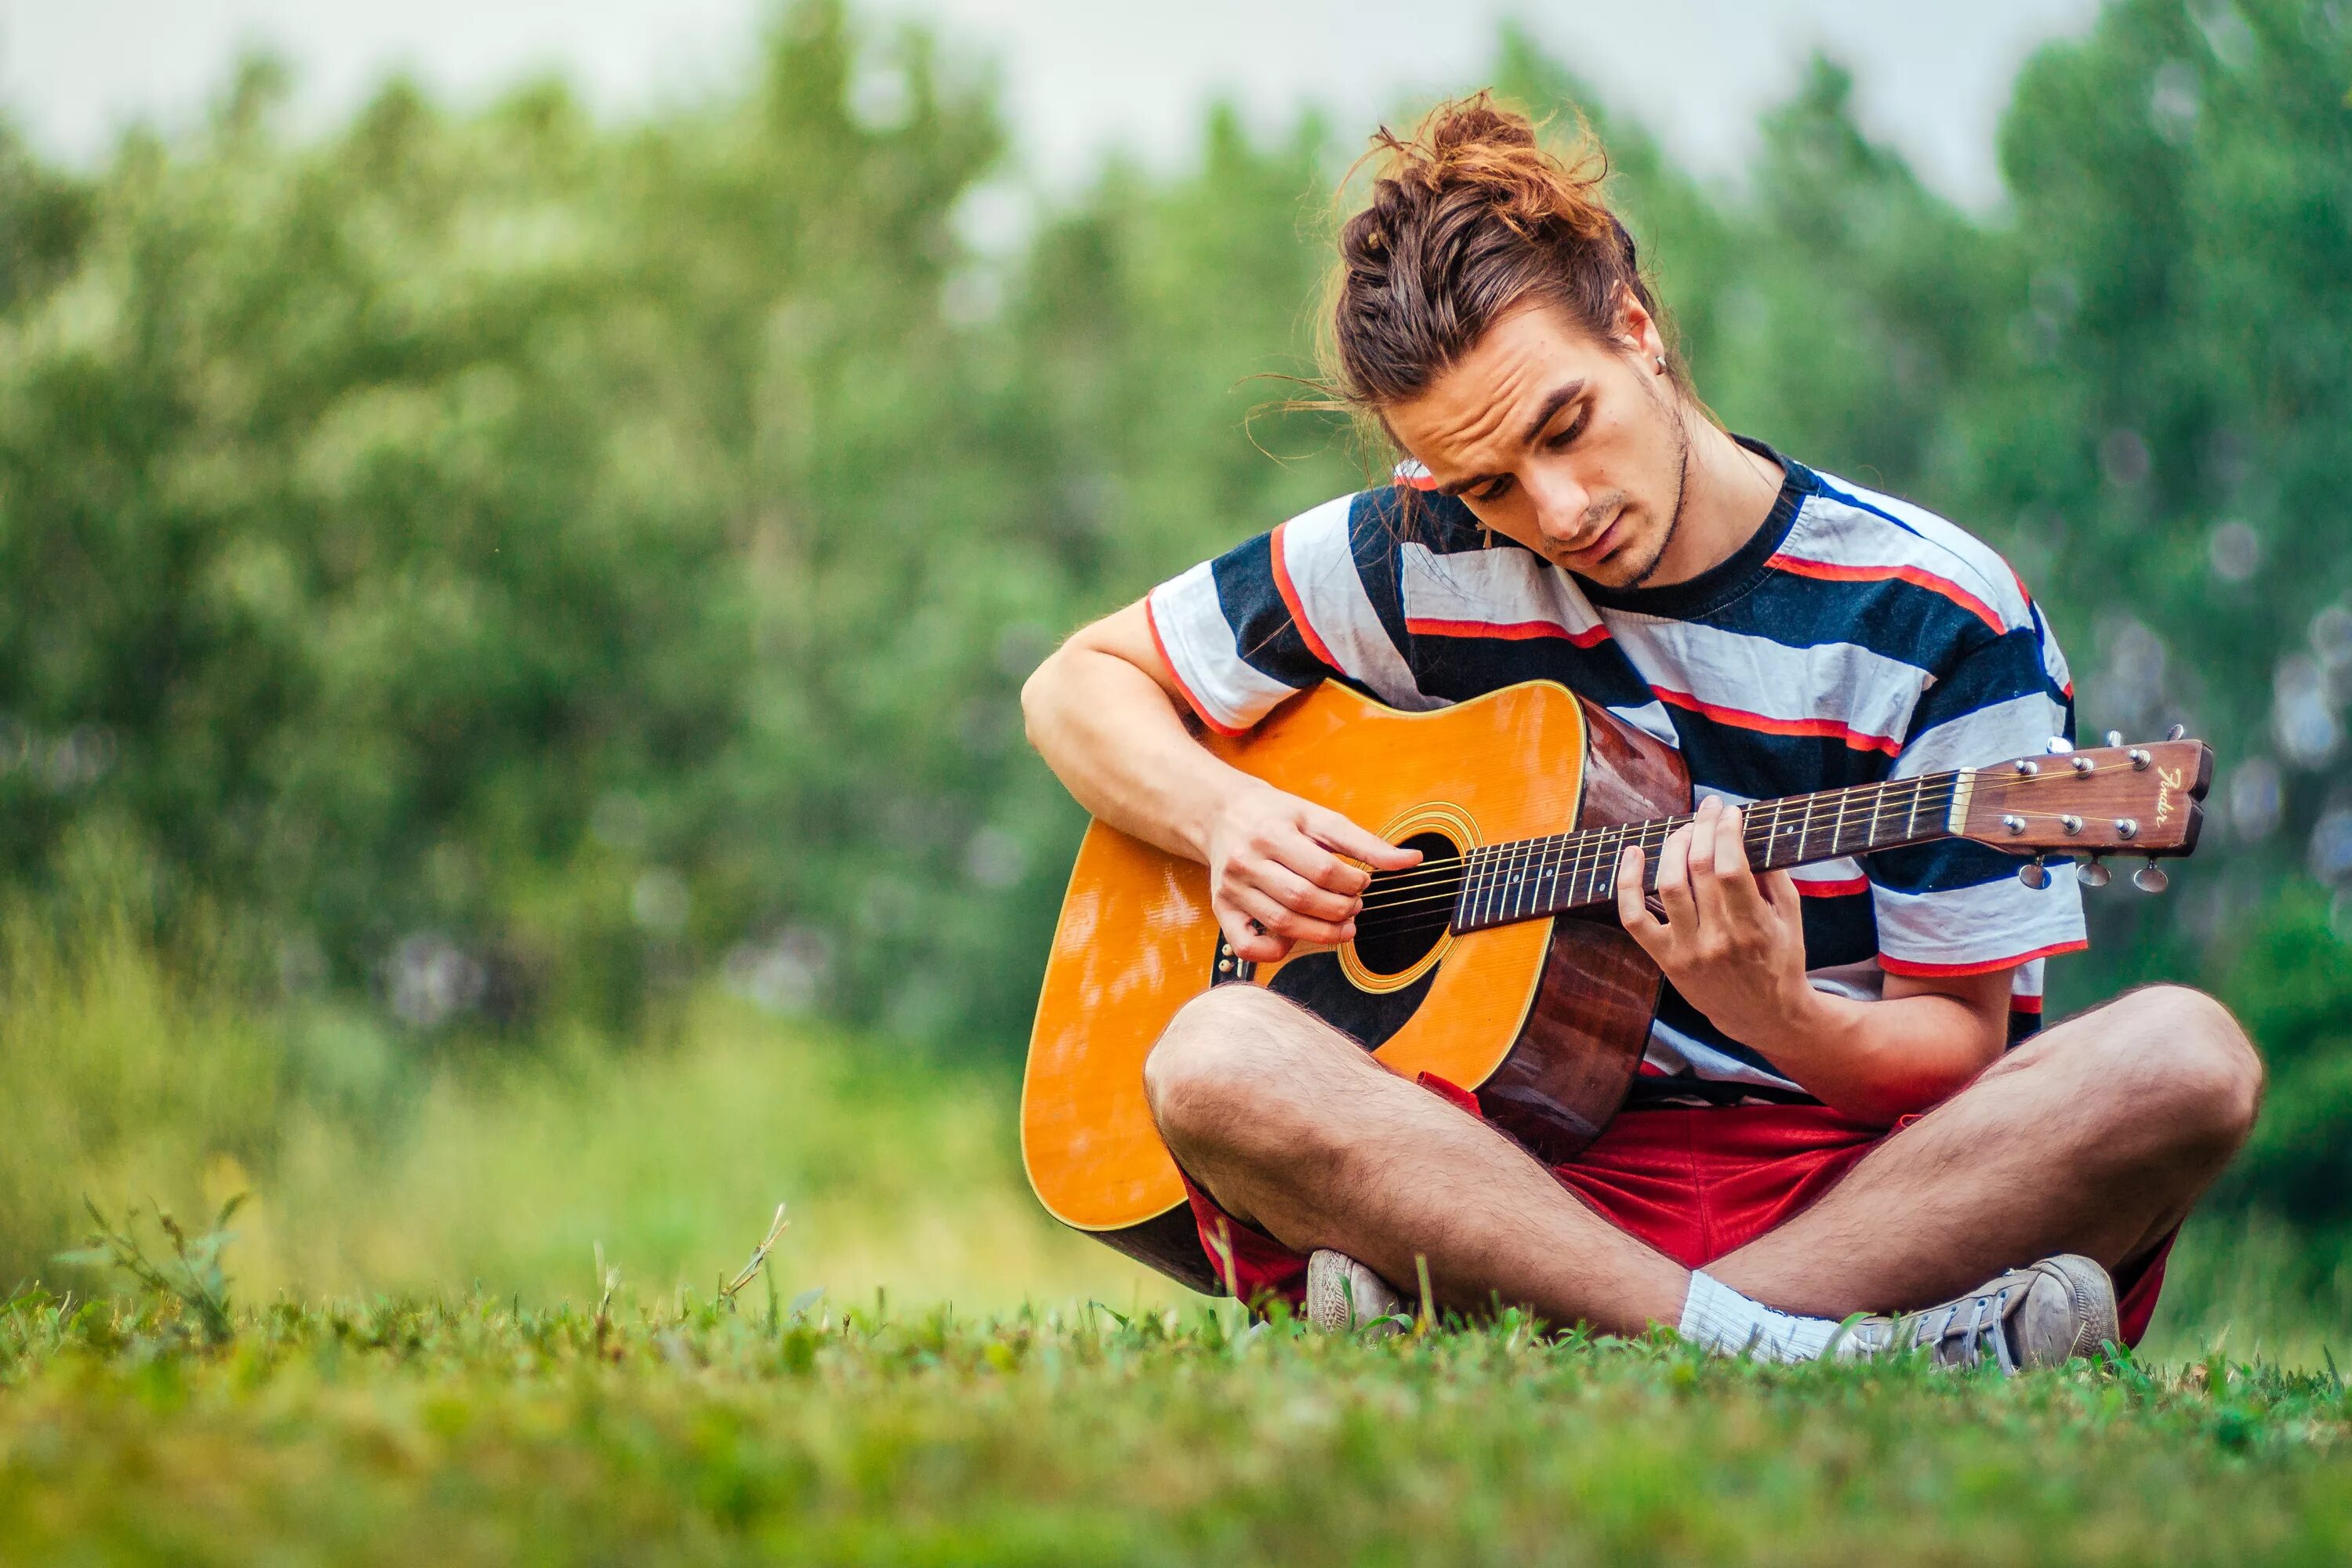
[1615,797,1817,1051]
[1205,782,1422,964]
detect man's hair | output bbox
[1324,93,1682,413]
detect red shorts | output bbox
[1180,1076,2172,1346]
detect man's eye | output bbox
[1547,411,1591,449]
[1472,475,1515,503]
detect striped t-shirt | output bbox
[1145,441,2087,1105]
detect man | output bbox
[1021,96,2260,1367]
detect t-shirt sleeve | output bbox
[1145,492,1406,734]
[1864,617,2089,977]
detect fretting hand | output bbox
[1204,782,1421,964]
[1614,797,1816,1051]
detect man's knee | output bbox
[1142,985,1329,1158]
[2080,984,2263,1155]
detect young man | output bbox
[1021,97,2260,1367]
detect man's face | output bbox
[1383,299,1689,589]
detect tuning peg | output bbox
[2105,730,2124,747]
[2132,861,2169,894]
[2017,856,2050,890]
[2045,736,2075,754]
[2078,857,2111,889]
[2165,724,2187,741]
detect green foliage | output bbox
[52,1196,248,1345]
[2,1290,2351,1564]
[0,1,2346,1225]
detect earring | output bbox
[1654,354,1668,372]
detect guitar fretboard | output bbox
[1444,771,1967,934]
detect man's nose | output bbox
[1526,468,1596,544]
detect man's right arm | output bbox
[1021,599,1418,965]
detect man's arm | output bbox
[1022,600,1419,966]
[1617,797,2011,1125]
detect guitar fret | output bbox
[1573,826,1603,908]
[1451,768,1987,933]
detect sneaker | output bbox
[1303,1249,1409,1336]
[1837,1254,2119,1372]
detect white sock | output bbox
[1675,1271,1844,1363]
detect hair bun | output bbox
[1323,91,1671,409]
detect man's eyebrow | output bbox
[1432,379,1588,497]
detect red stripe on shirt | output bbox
[1267,522,1341,672]
[1404,615,1610,647]
[1649,685,1904,757]
[1794,874,1870,898]
[1144,596,1250,738]
[1878,938,2088,979]
[2011,993,2045,1014]
[1766,553,2006,636]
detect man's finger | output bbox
[1230,884,1352,949]
[1690,801,1756,929]
[1615,845,1668,952]
[1708,804,1767,909]
[1304,808,1422,872]
[1250,859,1362,925]
[1686,797,1720,880]
[1274,835,1373,897]
[1654,822,1699,929]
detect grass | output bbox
[7,887,2352,1561]
[3,1283,2351,1566]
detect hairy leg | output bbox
[1708,984,2263,1317]
[1144,984,1688,1334]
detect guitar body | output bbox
[1020,681,1687,1294]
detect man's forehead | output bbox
[1394,316,1597,481]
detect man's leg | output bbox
[1708,985,2263,1318]
[1142,984,1688,1335]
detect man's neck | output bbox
[1645,419,1786,589]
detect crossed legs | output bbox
[1142,983,2262,1331]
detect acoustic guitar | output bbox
[1020,680,2209,1293]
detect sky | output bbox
[0,0,2103,207]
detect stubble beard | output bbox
[1622,395,1693,590]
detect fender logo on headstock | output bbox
[2156,764,2183,826]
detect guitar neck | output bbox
[1446,770,1974,935]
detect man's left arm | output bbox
[1616,605,2085,1125]
[1615,799,2016,1124]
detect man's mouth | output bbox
[1559,513,1621,569]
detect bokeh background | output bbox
[0,0,2345,1356]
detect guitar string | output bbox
[1340,771,1965,906]
[1341,756,2130,906]
[1341,779,1968,940]
[1342,779,2114,945]
[1348,777,1963,919]
[1328,761,2136,946]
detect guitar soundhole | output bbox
[1351,831,1462,979]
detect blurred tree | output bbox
[0,0,2344,1266]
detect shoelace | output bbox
[1902,1283,2020,1374]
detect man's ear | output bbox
[1617,289,1666,364]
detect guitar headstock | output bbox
[1957,735,2212,887]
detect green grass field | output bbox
[4,1285,2350,1566]
[6,911,2352,1563]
